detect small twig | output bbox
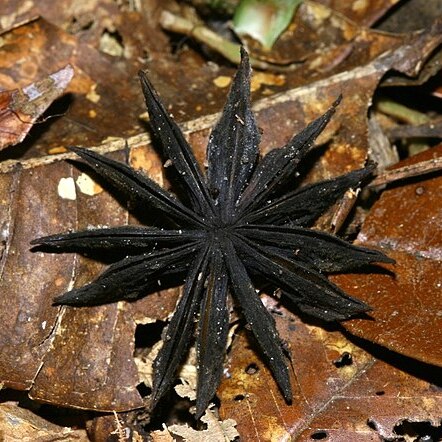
[375,97,430,125]
[369,156,442,187]
[160,10,297,71]
[331,188,360,233]
[386,119,442,139]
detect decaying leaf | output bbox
[0,65,73,151]
[151,378,240,442]
[0,402,88,441]
[216,119,442,442]
[168,406,239,442]
[218,297,442,440]
[0,18,144,156]
[0,20,441,416]
[0,3,441,440]
[151,427,175,442]
[31,49,393,418]
[341,144,442,366]
[216,146,442,441]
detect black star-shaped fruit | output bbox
[32,48,393,417]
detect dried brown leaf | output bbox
[0,65,73,151]
[0,402,88,441]
[218,298,441,440]
[0,14,440,418]
[168,407,239,442]
[341,144,442,366]
[315,0,401,26]
[0,17,151,157]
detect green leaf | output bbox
[233,0,303,50]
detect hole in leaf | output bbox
[394,419,442,440]
[333,351,353,368]
[310,430,328,439]
[367,419,377,430]
[245,363,259,375]
[67,16,94,34]
[99,28,125,57]
[136,382,152,398]
[134,321,166,351]
[234,394,245,401]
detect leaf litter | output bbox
[0,1,441,440]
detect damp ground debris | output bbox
[31,48,393,418]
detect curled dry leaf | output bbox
[0,17,150,156]
[0,65,73,151]
[0,402,88,441]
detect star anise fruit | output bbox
[32,48,393,417]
